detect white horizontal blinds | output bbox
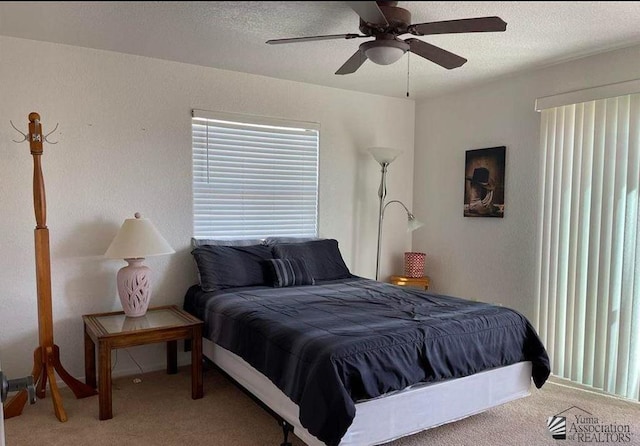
[537,94,640,400]
[192,114,319,239]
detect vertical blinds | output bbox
[536,94,640,400]
[192,111,319,239]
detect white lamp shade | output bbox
[105,213,175,259]
[368,147,402,165]
[407,216,424,232]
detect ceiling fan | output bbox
[266,1,507,75]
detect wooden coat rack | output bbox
[3,113,97,421]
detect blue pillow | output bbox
[191,237,265,248]
[272,239,351,281]
[192,244,273,291]
[263,258,315,287]
[263,236,320,246]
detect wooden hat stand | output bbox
[3,113,97,422]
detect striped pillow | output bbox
[264,258,315,287]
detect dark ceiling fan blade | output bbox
[266,34,366,44]
[346,1,388,26]
[406,38,467,69]
[410,17,507,35]
[335,49,368,75]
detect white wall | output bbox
[413,43,640,321]
[0,36,415,379]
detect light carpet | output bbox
[5,365,639,446]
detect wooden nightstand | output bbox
[83,305,203,420]
[390,275,430,291]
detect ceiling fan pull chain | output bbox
[406,52,410,98]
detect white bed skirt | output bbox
[204,339,532,446]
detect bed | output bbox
[184,238,550,446]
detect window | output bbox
[192,110,319,240]
[536,92,640,400]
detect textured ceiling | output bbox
[2,1,640,99]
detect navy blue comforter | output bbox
[184,277,550,446]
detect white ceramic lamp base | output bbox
[117,258,152,317]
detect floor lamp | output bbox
[369,147,424,281]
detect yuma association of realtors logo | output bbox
[547,406,633,442]
[547,413,567,440]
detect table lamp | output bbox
[105,212,175,317]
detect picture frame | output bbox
[464,146,505,218]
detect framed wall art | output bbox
[463,146,505,218]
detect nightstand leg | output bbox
[191,326,203,399]
[98,341,112,420]
[167,340,177,374]
[84,326,96,388]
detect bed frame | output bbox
[203,339,533,446]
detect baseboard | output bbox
[546,375,640,405]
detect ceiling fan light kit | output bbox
[361,39,409,65]
[266,1,507,75]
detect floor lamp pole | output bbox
[375,162,389,281]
